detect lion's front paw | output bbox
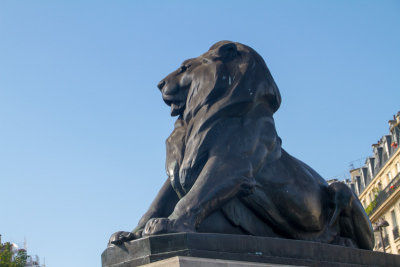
[143,218,171,236]
[142,218,194,236]
[108,231,136,247]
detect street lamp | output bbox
[373,218,390,253]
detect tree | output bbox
[13,249,27,267]
[0,242,27,267]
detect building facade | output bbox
[350,111,400,254]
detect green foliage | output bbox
[365,189,381,216]
[0,242,27,267]
[0,242,13,267]
[365,199,377,215]
[13,250,27,267]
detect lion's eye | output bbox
[178,66,187,74]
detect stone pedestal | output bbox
[101,233,400,267]
[142,256,297,267]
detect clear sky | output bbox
[0,1,399,266]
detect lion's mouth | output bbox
[170,102,185,116]
[163,95,186,116]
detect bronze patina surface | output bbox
[108,41,374,250]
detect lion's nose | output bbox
[157,80,166,91]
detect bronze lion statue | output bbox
[109,41,374,250]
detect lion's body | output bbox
[167,99,331,242]
[108,41,374,250]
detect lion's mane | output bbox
[166,41,282,195]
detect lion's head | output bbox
[158,41,281,120]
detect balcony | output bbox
[368,173,400,216]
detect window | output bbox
[391,210,398,227]
[377,182,382,191]
[383,225,388,237]
[391,210,399,240]
[388,172,393,181]
[397,162,400,174]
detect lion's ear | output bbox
[217,43,238,59]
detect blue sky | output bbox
[0,1,399,266]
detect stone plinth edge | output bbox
[142,256,300,267]
[101,233,400,267]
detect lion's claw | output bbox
[108,231,135,247]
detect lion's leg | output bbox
[197,209,247,235]
[109,178,179,245]
[136,177,179,228]
[143,156,255,235]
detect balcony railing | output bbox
[368,172,400,216]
